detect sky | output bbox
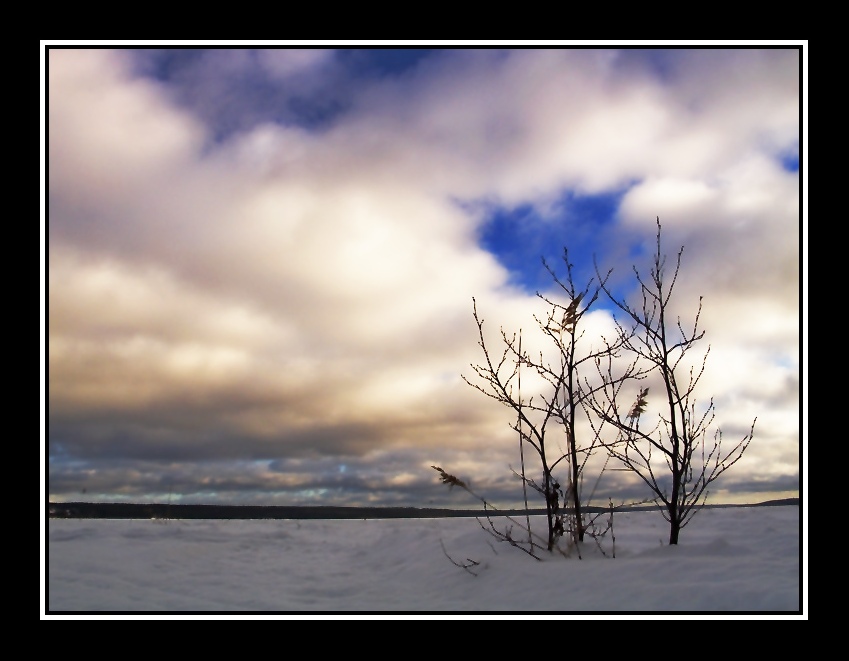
[43,44,805,510]
[45,504,803,615]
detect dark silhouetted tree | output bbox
[588,218,756,545]
[460,252,638,552]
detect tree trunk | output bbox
[669,518,680,545]
[667,501,680,544]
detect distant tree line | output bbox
[47,499,797,521]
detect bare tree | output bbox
[589,218,756,545]
[461,253,632,551]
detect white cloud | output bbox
[46,48,801,507]
[49,50,205,202]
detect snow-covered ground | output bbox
[44,505,804,617]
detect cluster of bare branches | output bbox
[431,466,615,561]
[437,217,756,560]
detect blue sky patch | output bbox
[478,188,628,294]
[781,153,800,172]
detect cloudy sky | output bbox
[44,46,804,509]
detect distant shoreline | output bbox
[47,498,800,520]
